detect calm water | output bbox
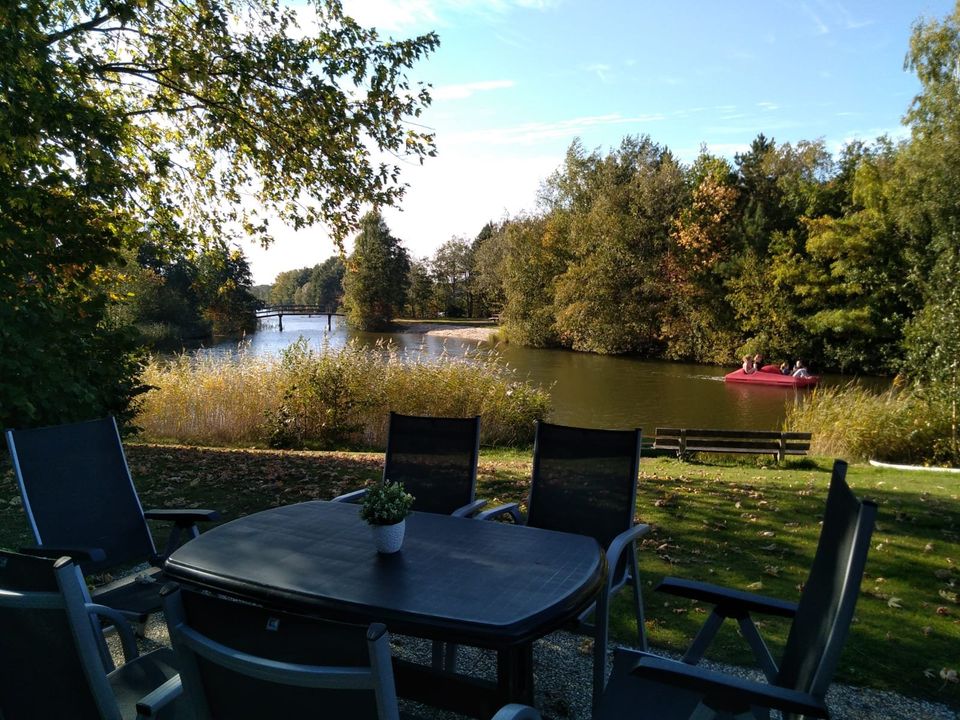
[205,316,880,432]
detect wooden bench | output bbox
[652,428,812,462]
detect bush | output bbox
[784,382,955,464]
[136,339,550,448]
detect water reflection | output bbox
[199,316,887,432]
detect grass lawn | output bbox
[1,446,957,708]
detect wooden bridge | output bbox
[255,304,343,331]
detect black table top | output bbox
[165,501,605,647]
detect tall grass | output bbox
[784,382,950,464]
[136,340,550,448]
[138,347,282,444]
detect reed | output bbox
[784,382,948,463]
[135,340,550,448]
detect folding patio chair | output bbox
[334,412,486,517]
[0,549,184,719]
[590,460,877,719]
[5,416,220,624]
[477,421,649,705]
[160,583,541,720]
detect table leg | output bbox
[496,642,535,706]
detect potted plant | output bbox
[360,480,414,554]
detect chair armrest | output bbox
[86,603,139,662]
[491,704,541,720]
[656,577,798,619]
[135,675,183,719]
[143,508,221,527]
[332,488,368,504]
[18,545,106,564]
[451,499,488,517]
[630,654,828,718]
[605,524,649,590]
[475,502,523,523]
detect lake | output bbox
[205,316,879,432]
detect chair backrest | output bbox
[0,550,121,720]
[162,585,399,720]
[775,460,877,699]
[382,412,481,515]
[527,421,642,556]
[5,416,156,572]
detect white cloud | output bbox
[798,2,829,34]
[583,63,613,84]
[442,112,667,146]
[340,0,439,32]
[432,79,516,101]
[339,0,557,33]
[757,101,779,111]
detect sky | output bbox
[244,0,956,284]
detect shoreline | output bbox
[396,321,498,343]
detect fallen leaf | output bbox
[940,668,958,684]
[746,581,764,591]
[887,597,903,608]
[925,543,935,553]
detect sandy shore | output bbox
[398,323,498,342]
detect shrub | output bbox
[784,382,953,464]
[136,339,550,448]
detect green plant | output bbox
[359,481,414,526]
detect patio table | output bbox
[164,500,606,718]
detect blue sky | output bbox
[246,0,955,284]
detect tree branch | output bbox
[44,12,114,45]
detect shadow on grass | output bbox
[0,447,956,708]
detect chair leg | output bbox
[592,584,610,711]
[443,643,458,673]
[629,544,647,651]
[682,610,724,665]
[736,616,778,682]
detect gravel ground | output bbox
[120,618,956,719]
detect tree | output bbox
[342,212,409,330]
[897,4,960,461]
[0,0,436,427]
[294,257,346,310]
[662,152,742,362]
[192,240,260,336]
[430,238,473,317]
[500,215,569,347]
[471,221,508,318]
[270,268,313,305]
[405,260,435,318]
[551,136,687,354]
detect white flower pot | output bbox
[371,519,406,554]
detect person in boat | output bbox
[753,353,764,370]
[779,361,791,375]
[742,354,756,374]
[792,359,811,378]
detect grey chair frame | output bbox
[161,584,543,720]
[334,412,485,517]
[477,422,649,707]
[592,459,877,720]
[5,416,219,624]
[0,551,181,719]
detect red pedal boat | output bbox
[724,364,820,388]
